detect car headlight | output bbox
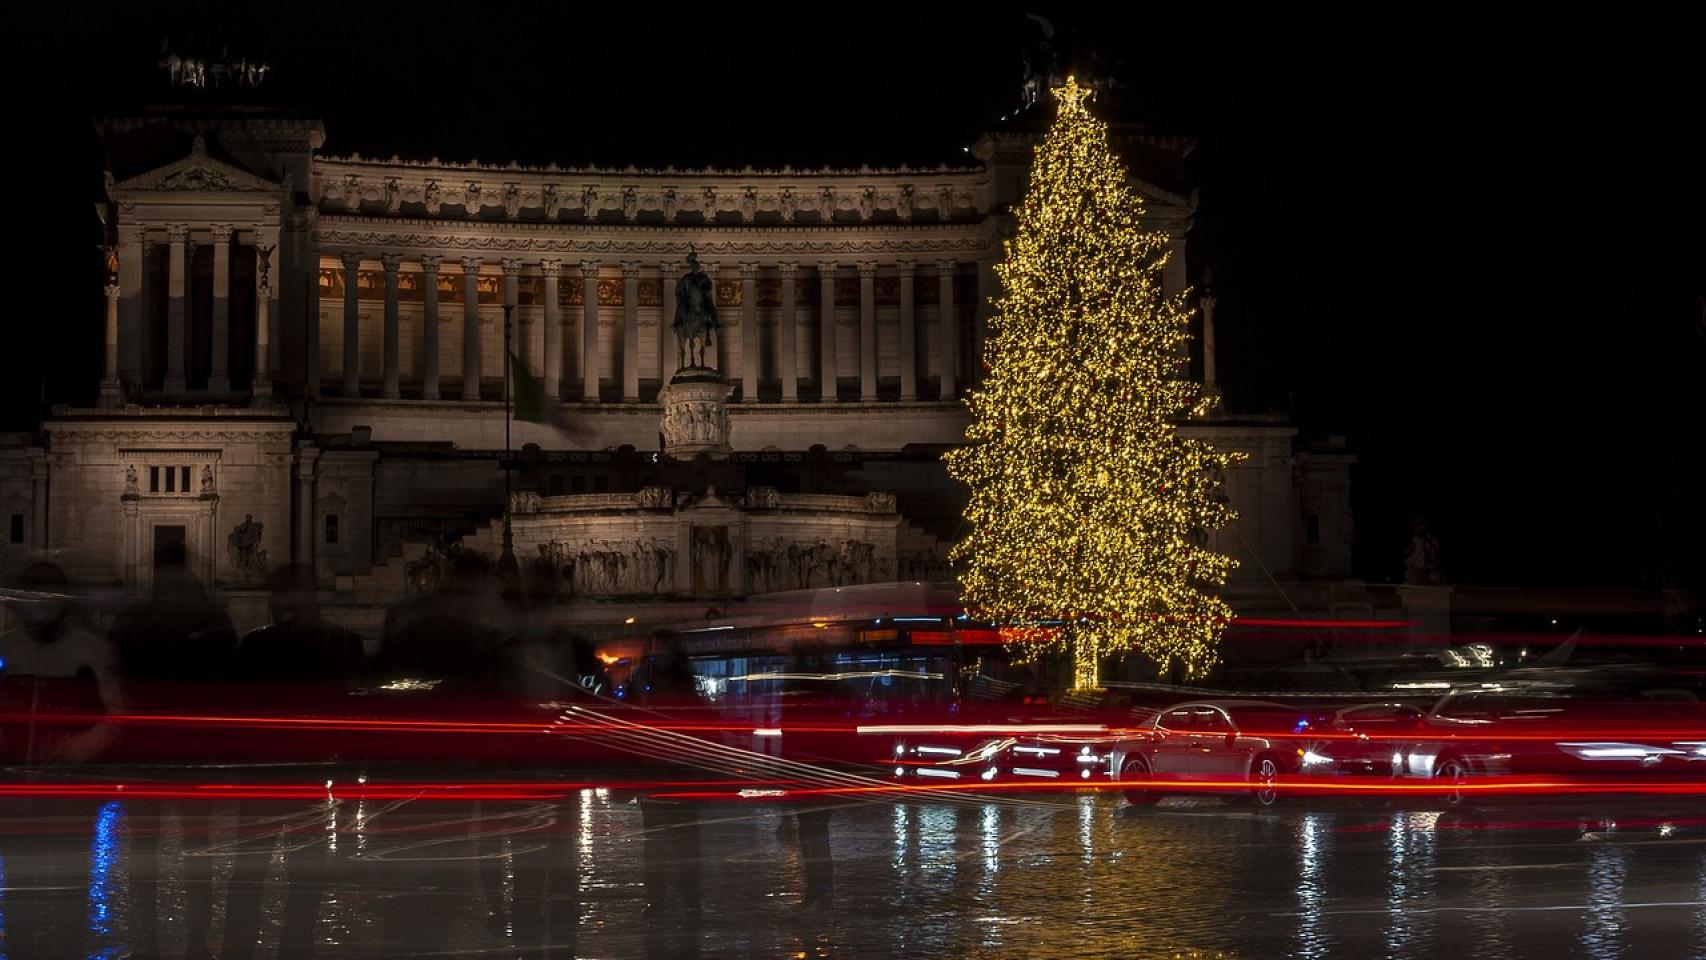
[1300,750,1334,769]
[1559,742,1684,760]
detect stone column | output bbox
[164,224,188,393]
[31,459,48,551]
[976,258,997,387]
[580,261,599,400]
[209,225,232,392]
[857,262,878,401]
[117,225,144,383]
[740,262,759,401]
[381,254,402,398]
[341,253,363,396]
[253,248,273,398]
[896,260,917,401]
[295,445,319,568]
[100,282,121,406]
[306,256,322,397]
[777,262,799,400]
[1164,230,1188,300]
[622,261,640,400]
[816,262,837,400]
[264,227,282,385]
[935,259,957,400]
[501,259,522,383]
[1199,292,1221,413]
[702,260,721,374]
[659,261,679,382]
[419,256,442,399]
[540,258,561,398]
[460,257,482,400]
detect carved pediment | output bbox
[114,138,280,195]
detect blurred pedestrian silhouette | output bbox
[110,540,237,688]
[485,573,582,957]
[374,546,502,691]
[637,635,705,923]
[228,562,364,684]
[373,547,503,953]
[220,564,365,959]
[781,643,836,910]
[0,561,126,957]
[110,539,234,959]
[794,805,836,908]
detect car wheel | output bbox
[1120,756,1156,806]
[1434,756,1469,806]
[1250,754,1284,806]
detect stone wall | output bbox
[0,436,43,580]
[43,408,295,592]
[501,487,909,600]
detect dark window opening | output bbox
[1306,513,1321,544]
[149,466,160,493]
[7,513,22,544]
[153,525,186,572]
[325,514,340,545]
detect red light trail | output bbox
[0,773,1702,804]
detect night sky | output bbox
[5,3,1701,595]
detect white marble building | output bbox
[0,98,1355,635]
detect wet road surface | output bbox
[1,789,1703,958]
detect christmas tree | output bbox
[945,77,1242,690]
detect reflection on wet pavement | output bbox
[1,793,1704,958]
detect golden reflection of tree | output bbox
[960,799,1244,959]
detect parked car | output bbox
[1299,680,1706,804]
[1294,701,1429,780]
[1108,699,1321,806]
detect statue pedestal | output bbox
[659,367,734,460]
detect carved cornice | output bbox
[318,153,978,179]
[47,427,294,443]
[315,158,990,225]
[313,214,990,242]
[315,228,998,261]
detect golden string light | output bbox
[945,76,1243,690]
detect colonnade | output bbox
[312,255,994,403]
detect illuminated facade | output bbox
[0,99,1356,638]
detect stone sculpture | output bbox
[672,251,720,369]
[227,513,268,581]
